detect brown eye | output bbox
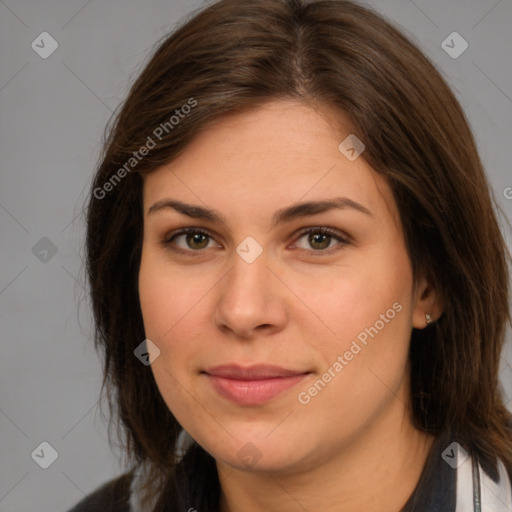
[184,232,210,250]
[293,227,350,254]
[308,232,332,250]
[161,228,218,253]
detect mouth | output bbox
[202,364,312,405]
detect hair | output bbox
[85,0,512,510]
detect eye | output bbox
[161,226,350,255]
[292,227,350,254]
[161,227,219,254]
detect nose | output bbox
[213,249,288,340]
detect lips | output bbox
[203,364,311,405]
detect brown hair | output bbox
[85,0,512,509]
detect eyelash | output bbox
[160,226,351,256]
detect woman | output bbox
[70,0,512,510]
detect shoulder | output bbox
[66,470,134,512]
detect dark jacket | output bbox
[67,471,133,512]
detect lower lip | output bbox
[205,374,309,405]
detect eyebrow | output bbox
[147,197,373,228]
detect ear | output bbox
[412,274,444,329]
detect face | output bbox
[138,99,429,475]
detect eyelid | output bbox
[292,226,351,244]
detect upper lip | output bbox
[204,364,310,380]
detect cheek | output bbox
[138,256,202,422]
[138,251,209,404]
[138,250,202,341]
[314,252,411,344]
[299,287,412,437]
[309,246,414,397]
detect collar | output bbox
[403,430,512,512]
[455,443,512,512]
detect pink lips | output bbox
[203,364,310,405]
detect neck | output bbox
[217,397,435,512]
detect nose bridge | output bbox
[224,246,272,303]
[213,244,287,336]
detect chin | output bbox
[197,429,310,474]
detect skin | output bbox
[138,99,443,512]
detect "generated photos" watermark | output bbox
[298,301,403,405]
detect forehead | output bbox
[142,99,399,228]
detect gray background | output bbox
[1,0,511,511]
